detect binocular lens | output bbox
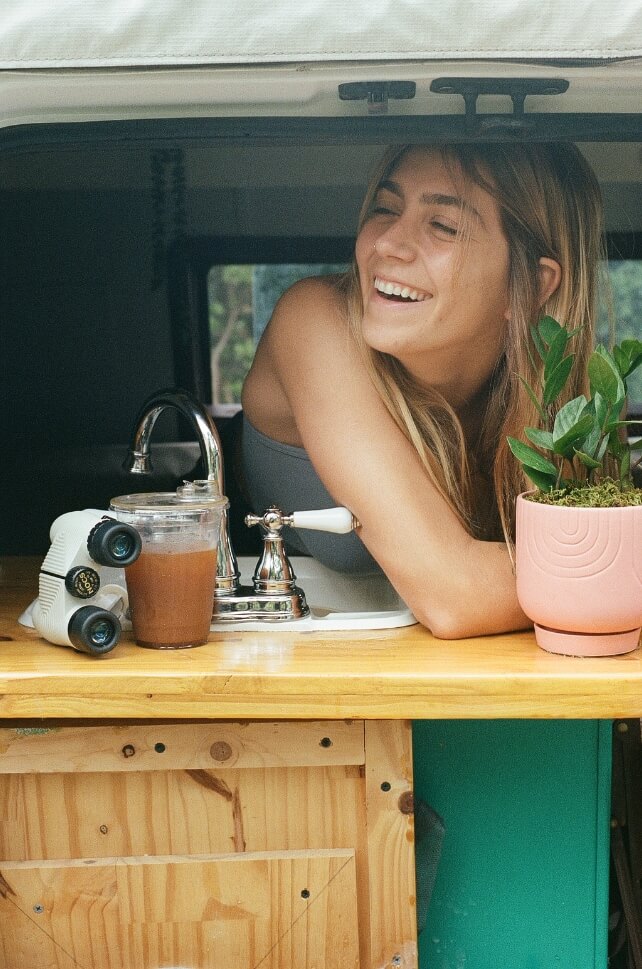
[109,531,138,561]
[68,606,121,655]
[90,619,115,646]
[88,519,142,567]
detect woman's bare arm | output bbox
[243,276,530,638]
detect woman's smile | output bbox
[373,275,429,303]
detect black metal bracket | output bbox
[430,77,569,132]
[338,81,416,115]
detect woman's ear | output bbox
[537,257,562,307]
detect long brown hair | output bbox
[342,143,605,543]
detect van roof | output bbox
[1,0,641,68]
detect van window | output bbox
[207,262,348,415]
[600,259,642,413]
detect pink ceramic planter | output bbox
[515,493,642,656]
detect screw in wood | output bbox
[319,737,333,748]
[210,741,233,762]
[33,904,44,914]
[122,744,135,758]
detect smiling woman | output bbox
[240,142,605,638]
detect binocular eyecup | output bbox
[87,518,141,568]
[68,606,122,655]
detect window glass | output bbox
[599,260,642,412]
[207,262,347,413]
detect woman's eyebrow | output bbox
[378,181,484,225]
[421,192,484,225]
[377,179,403,197]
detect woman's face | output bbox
[355,147,511,404]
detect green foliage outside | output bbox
[599,261,642,407]
[208,265,254,407]
[208,263,347,407]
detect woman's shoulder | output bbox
[242,272,354,439]
[268,272,349,336]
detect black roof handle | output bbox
[430,77,569,132]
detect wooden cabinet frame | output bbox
[0,719,417,969]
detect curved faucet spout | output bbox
[123,387,239,594]
[124,388,224,494]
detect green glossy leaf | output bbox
[543,355,574,406]
[606,419,642,430]
[544,328,570,380]
[619,340,642,378]
[530,324,546,363]
[552,396,588,442]
[552,413,595,458]
[592,391,608,429]
[613,345,629,379]
[517,374,547,423]
[523,467,559,492]
[595,436,609,462]
[525,427,554,450]
[538,315,562,347]
[589,347,625,404]
[621,339,642,355]
[574,448,602,469]
[620,449,632,482]
[607,431,628,460]
[507,437,558,474]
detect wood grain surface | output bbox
[2,557,642,719]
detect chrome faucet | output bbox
[122,388,240,595]
[124,388,357,621]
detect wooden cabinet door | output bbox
[0,718,416,968]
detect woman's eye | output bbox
[432,220,458,236]
[371,205,396,216]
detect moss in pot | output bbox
[507,316,642,656]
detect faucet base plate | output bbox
[212,585,310,622]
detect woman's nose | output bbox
[374,217,416,261]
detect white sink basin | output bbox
[210,556,417,632]
[19,556,417,637]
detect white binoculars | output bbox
[31,509,141,655]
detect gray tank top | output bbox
[241,414,380,575]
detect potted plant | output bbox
[508,316,642,656]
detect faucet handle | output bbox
[288,507,358,534]
[245,506,357,536]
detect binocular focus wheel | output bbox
[87,518,142,567]
[68,606,121,655]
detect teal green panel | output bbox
[413,720,611,969]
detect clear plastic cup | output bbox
[110,481,228,649]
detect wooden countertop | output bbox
[2,557,641,720]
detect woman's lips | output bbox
[373,275,429,302]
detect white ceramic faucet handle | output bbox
[290,507,357,534]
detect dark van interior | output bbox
[1,121,641,555]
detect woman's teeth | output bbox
[374,276,427,302]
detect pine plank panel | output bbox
[0,764,366,862]
[0,720,364,773]
[0,849,360,969]
[364,720,417,969]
